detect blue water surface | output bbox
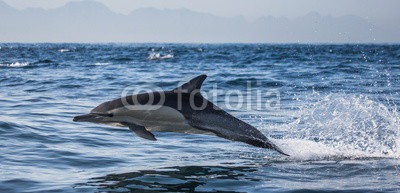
[0,43,399,192]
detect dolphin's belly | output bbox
[110,105,211,134]
[112,105,185,123]
[146,124,212,135]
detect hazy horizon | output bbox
[1,0,399,43]
[4,0,400,20]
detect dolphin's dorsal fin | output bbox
[173,74,207,93]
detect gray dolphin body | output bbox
[73,75,288,155]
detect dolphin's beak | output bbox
[73,114,96,122]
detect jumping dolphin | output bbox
[73,75,288,155]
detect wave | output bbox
[266,94,400,160]
[113,57,133,62]
[0,62,30,68]
[148,52,174,60]
[94,62,112,66]
[58,49,70,53]
[33,59,55,64]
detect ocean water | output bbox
[0,43,399,192]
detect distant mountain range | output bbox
[0,0,398,43]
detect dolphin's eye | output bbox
[103,113,113,117]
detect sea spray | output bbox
[269,93,400,160]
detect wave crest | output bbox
[0,62,30,68]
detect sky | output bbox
[1,0,399,43]
[3,0,400,21]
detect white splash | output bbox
[0,62,30,67]
[148,52,174,60]
[59,49,70,53]
[161,54,174,59]
[273,139,371,160]
[94,62,112,66]
[268,94,400,160]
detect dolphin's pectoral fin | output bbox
[128,124,157,141]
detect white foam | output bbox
[94,62,112,66]
[0,62,30,67]
[59,49,70,53]
[160,54,174,59]
[148,52,160,60]
[272,139,372,160]
[148,52,174,60]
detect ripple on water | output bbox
[1,44,400,193]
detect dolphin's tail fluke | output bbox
[267,141,289,156]
[244,136,289,156]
